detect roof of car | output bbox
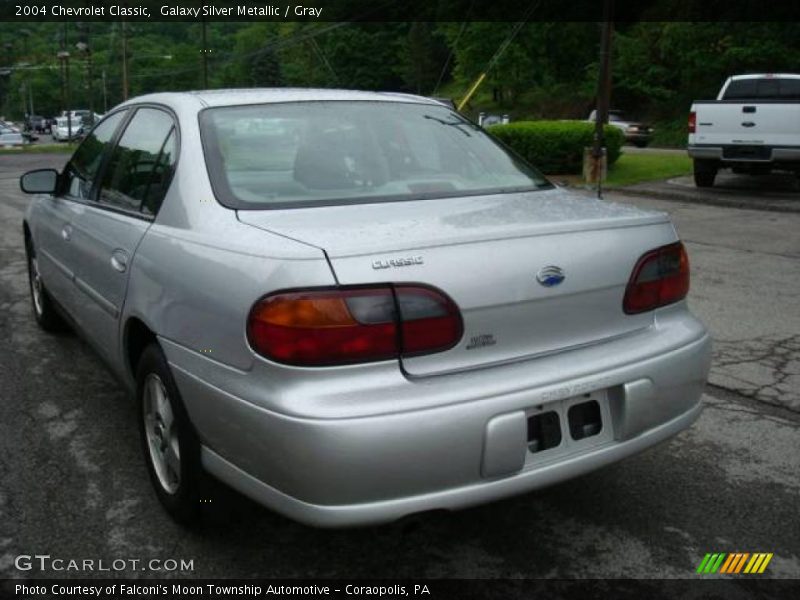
[729,73,800,81]
[118,88,440,111]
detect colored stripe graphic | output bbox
[722,553,741,574]
[703,554,718,573]
[710,553,726,573]
[734,553,750,573]
[697,554,712,573]
[745,554,762,573]
[721,553,739,574]
[720,553,736,573]
[758,553,773,573]
[699,552,773,574]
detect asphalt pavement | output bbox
[611,171,800,214]
[1,154,798,583]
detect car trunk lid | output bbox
[237,189,676,376]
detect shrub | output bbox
[650,119,687,148]
[486,120,625,174]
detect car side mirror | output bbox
[20,169,58,195]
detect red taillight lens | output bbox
[623,242,690,314]
[395,286,463,355]
[247,285,462,366]
[688,111,696,134]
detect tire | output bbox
[26,240,68,332]
[136,344,203,525]
[634,141,649,148]
[693,159,718,188]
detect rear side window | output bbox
[64,111,126,200]
[779,78,800,99]
[98,107,177,215]
[723,78,800,100]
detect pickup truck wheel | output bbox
[137,344,202,525]
[26,242,67,332]
[693,160,717,188]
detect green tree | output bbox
[396,22,449,94]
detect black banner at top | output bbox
[2,0,800,22]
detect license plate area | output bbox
[723,145,771,160]
[523,390,614,467]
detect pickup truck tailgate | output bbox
[692,102,800,147]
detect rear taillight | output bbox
[688,111,696,134]
[247,285,463,366]
[623,242,690,314]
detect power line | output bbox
[124,0,397,83]
[127,21,351,81]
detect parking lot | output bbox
[1,153,799,581]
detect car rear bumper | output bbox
[688,144,800,162]
[624,132,651,143]
[164,307,711,527]
[200,399,702,527]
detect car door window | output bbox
[98,108,177,215]
[141,128,177,216]
[63,110,127,200]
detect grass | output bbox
[547,151,692,188]
[0,143,76,155]
[605,152,692,186]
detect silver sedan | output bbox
[20,90,711,527]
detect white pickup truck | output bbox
[687,74,800,187]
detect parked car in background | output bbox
[27,115,48,133]
[588,110,653,147]
[0,128,25,147]
[480,113,509,127]
[1,120,21,133]
[21,129,39,143]
[51,116,84,142]
[20,89,710,527]
[62,109,101,127]
[688,73,800,187]
[1,119,25,145]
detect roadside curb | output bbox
[605,184,800,214]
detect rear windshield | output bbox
[723,78,800,100]
[200,101,549,209]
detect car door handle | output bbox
[61,225,72,241]
[741,122,756,128]
[110,250,128,273]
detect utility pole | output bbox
[58,39,66,124]
[20,28,33,115]
[122,20,129,101]
[589,0,614,198]
[201,18,209,88]
[65,52,71,139]
[76,23,93,118]
[57,22,72,139]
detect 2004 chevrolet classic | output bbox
[20,90,711,527]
